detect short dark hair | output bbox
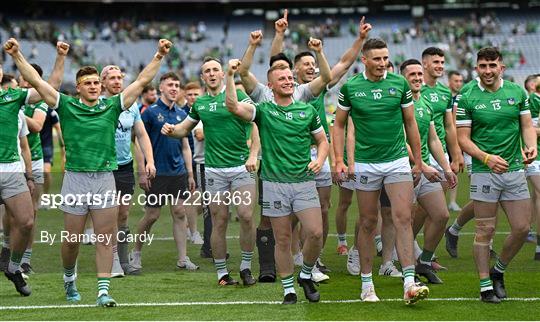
[159,72,180,83]
[400,59,422,74]
[294,51,315,65]
[448,70,462,79]
[75,66,99,83]
[267,64,290,81]
[422,47,445,58]
[201,56,222,73]
[386,60,394,70]
[1,73,16,86]
[362,38,387,54]
[524,74,540,89]
[477,47,503,62]
[30,63,43,77]
[142,84,156,94]
[270,53,292,69]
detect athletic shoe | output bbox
[490,268,507,299]
[311,265,330,283]
[111,257,125,278]
[282,292,297,305]
[445,227,459,258]
[316,258,331,274]
[526,231,537,243]
[379,261,402,277]
[191,231,204,245]
[129,251,142,270]
[416,263,443,284]
[200,247,213,259]
[64,281,81,302]
[297,276,320,302]
[336,245,348,256]
[4,271,31,296]
[21,263,34,275]
[240,268,256,286]
[0,247,10,272]
[218,274,239,286]
[293,252,303,267]
[177,257,199,271]
[480,289,501,304]
[121,264,141,275]
[535,252,540,261]
[447,202,462,212]
[96,294,117,307]
[347,247,360,276]
[360,286,380,302]
[404,283,429,305]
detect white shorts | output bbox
[526,160,540,177]
[59,171,117,215]
[354,157,412,191]
[339,179,356,191]
[310,147,332,188]
[261,180,320,217]
[429,153,450,173]
[470,172,529,202]
[0,161,28,200]
[205,165,256,195]
[414,174,443,200]
[31,159,44,185]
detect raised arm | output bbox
[307,38,332,97]
[328,17,371,88]
[122,39,172,109]
[239,30,263,95]
[4,38,58,107]
[270,9,288,57]
[225,59,256,122]
[47,42,70,90]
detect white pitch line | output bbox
[32,232,511,244]
[2,297,540,310]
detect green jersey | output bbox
[338,71,413,163]
[253,100,322,183]
[23,101,48,161]
[529,92,540,160]
[456,80,529,173]
[413,96,434,164]
[55,93,123,171]
[0,88,29,163]
[421,82,453,152]
[309,88,330,143]
[188,88,253,168]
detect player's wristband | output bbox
[483,154,491,165]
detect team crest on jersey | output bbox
[176,115,182,121]
[507,98,516,105]
[388,88,397,96]
[359,176,368,184]
[482,185,491,194]
[207,179,214,186]
[274,201,282,209]
[157,113,165,122]
[299,111,306,118]
[3,95,12,101]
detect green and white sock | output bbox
[448,219,462,236]
[361,272,373,290]
[240,251,253,271]
[97,277,110,297]
[20,248,32,265]
[494,259,507,274]
[64,265,76,282]
[402,265,415,288]
[281,274,296,296]
[7,251,23,273]
[374,235,382,252]
[214,258,228,280]
[536,235,540,253]
[299,262,314,279]
[480,277,493,292]
[337,234,348,247]
[2,236,9,249]
[419,249,434,266]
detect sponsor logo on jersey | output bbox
[507,98,515,105]
[157,113,165,122]
[274,201,282,209]
[482,185,491,194]
[299,111,306,118]
[354,92,367,97]
[269,110,279,117]
[474,104,487,110]
[388,88,396,96]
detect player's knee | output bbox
[19,216,34,233]
[172,209,186,220]
[274,232,292,249]
[236,209,253,224]
[392,211,412,228]
[360,216,378,232]
[512,222,530,238]
[118,209,129,223]
[432,209,450,225]
[474,218,496,245]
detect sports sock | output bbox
[361,272,374,290]
[63,265,76,282]
[240,250,253,271]
[494,258,507,274]
[448,219,462,236]
[419,249,434,266]
[536,235,540,252]
[413,240,422,259]
[402,265,415,288]
[299,261,314,279]
[480,277,493,292]
[20,248,32,265]
[2,235,9,249]
[337,234,348,246]
[214,258,228,280]
[281,274,296,295]
[374,235,382,252]
[97,277,110,297]
[7,251,23,273]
